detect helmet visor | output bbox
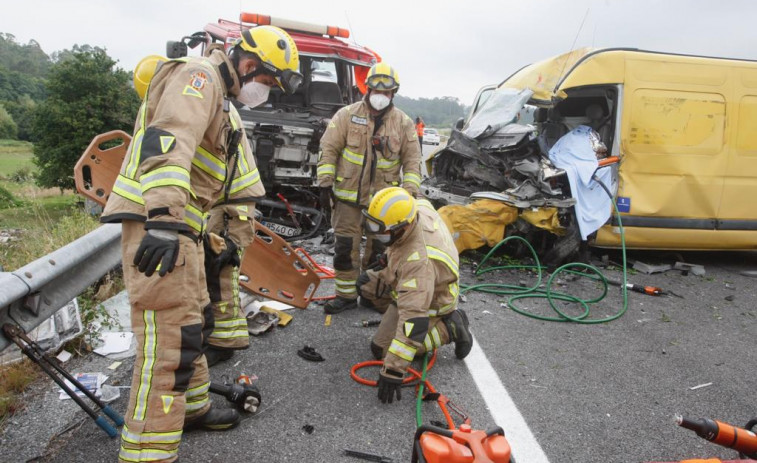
[278,69,304,95]
[362,210,387,234]
[366,74,397,91]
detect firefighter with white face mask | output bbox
[203,26,303,367]
[317,63,422,314]
[357,187,473,404]
[102,25,301,462]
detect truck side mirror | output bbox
[454,117,465,131]
[166,41,187,59]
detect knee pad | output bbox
[333,235,354,271]
[174,323,203,392]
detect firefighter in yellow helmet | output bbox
[101,25,301,463]
[357,187,473,404]
[317,62,422,314]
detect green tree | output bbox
[0,103,17,139]
[4,95,37,141]
[32,47,139,190]
[0,33,50,104]
[394,95,468,128]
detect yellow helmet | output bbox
[365,62,400,92]
[235,25,303,94]
[363,187,417,238]
[133,55,166,99]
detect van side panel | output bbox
[595,226,757,250]
[620,58,728,221]
[718,67,757,223]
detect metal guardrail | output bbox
[0,224,122,351]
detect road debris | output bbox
[632,261,672,274]
[688,382,713,391]
[674,262,706,276]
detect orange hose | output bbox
[350,351,456,429]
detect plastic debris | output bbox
[674,262,705,276]
[633,261,672,274]
[297,345,325,362]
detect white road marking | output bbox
[465,338,551,463]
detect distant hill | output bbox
[393,94,468,129]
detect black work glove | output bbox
[203,233,240,277]
[319,187,334,214]
[377,369,404,404]
[356,272,370,298]
[133,229,179,277]
[366,253,387,271]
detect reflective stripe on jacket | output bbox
[317,101,421,207]
[101,49,265,234]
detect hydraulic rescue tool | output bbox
[209,376,262,413]
[412,423,512,463]
[351,353,512,463]
[677,415,757,459]
[2,323,124,437]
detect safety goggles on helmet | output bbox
[362,209,411,234]
[276,68,304,95]
[239,62,304,95]
[366,74,398,91]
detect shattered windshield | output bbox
[463,87,534,139]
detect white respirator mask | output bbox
[374,233,392,244]
[237,81,271,108]
[369,93,391,111]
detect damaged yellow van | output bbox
[423,48,757,260]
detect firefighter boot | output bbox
[183,405,241,432]
[205,346,234,367]
[324,296,357,314]
[443,309,473,359]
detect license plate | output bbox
[260,221,301,237]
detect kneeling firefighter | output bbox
[357,187,473,404]
[102,25,302,462]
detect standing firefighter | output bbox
[318,62,422,314]
[100,25,302,462]
[358,187,473,404]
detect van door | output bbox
[717,66,757,237]
[618,57,728,237]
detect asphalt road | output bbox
[1,241,756,463]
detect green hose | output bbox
[416,352,430,427]
[461,183,629,324]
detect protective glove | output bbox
[203,232,240,277]
[319,187,334,214]
[366,253,387,271]
[133,229,179,277]
[356,271,371,298]
[377,369,404,404]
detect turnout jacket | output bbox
[317,101,422,206]
[379,199,460,374]
[101,48,265,238]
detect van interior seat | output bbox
[585,104,611,145]
[307,81,343,106]
[538,107,570,153]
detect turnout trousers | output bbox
[332,201,384,300]
[119,221,212,463]
[371,302,452,360]
[205,213,250,350]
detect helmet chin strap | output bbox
[238,66,263,85]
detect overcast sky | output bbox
[1,0,754,105]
